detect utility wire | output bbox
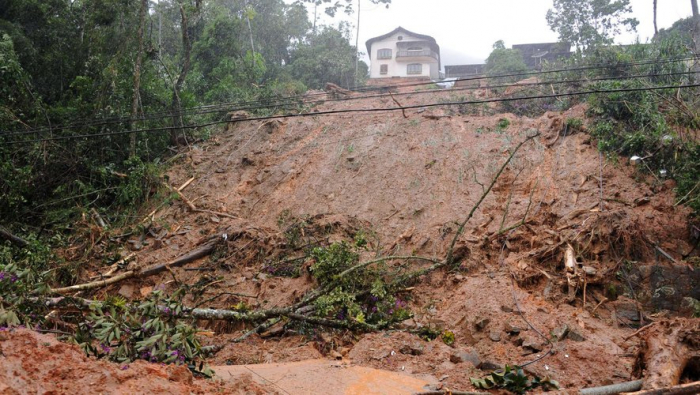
[3,82,699,145]
[2,67,697,139]
[1,55,695,136]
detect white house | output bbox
[366,27,441,80]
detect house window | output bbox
[380,64,388,75]
[407,46,422,52]
[407,63,422,75]
[377,49,392,59]
[397,35,403,41]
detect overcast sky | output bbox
[290,0,694,66]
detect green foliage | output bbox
[546,0,639,51]
[583,34,699,213]
[76,290,211,375]
[441,330,455,346]
[484,41,528,83]
[309,238,411,327]
[310,241,360,286]
[565,117,583,131]
[497,118,510,132]
[0,236,56,327]
[289,25,366,89]
[470,365,560,394]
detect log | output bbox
[623,381,700,395]
[636,319,700,389]
[0,225,28,248]
[579,380,643,395]
[50,235,222,294]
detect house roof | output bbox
[512,42,571,54]
[365,26,440,59]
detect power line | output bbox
[3,82,698,145]
[1,55,695,137]
[2,67,696,140]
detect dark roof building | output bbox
[512,42,572,69]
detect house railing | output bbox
[396,50,438,60]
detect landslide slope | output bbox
[43,86,699,392]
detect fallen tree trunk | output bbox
[0,225,28,248]
[579,379,643,395]
[622,381,700,395]
[50,235,223,294]
[635,318,700,389]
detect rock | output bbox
[551,325,569,341]
[372,350,390,360]
[474,318,490,331]
[500,305,513,313]
[478,361,501,371]
[399,343,424,356]
[567,329,586,342]
[118,285,134,299]
[504,323,525,334]
[521,335,544,352]
[489,330,502,342]
[329,350,343,360]
[581,266,597,276]
[339,347,351,356]
[439,375,450,381]
[453,274,464,283]
[450,349,480,367]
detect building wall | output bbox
[369,32,439,79]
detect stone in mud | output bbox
[449,349,480,367]
[474,317,490,331]
[551,324,569,341]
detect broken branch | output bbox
[446,132,539,265]
[50,235,222,294]
[0,225,29,248]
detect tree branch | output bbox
[446,132,539,265]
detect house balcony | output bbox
[396,50,439,62]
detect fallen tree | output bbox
[634,318,700,389]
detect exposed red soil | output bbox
[0,328,265,394]
[16,86,699,393]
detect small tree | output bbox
[546,0,639,51]
[484,40,529,82]
[289,25,366,89]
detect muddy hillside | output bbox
[8,84,700,394]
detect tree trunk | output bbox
[170,1,197,146]
[0,226,28,248]
[130,0,148,157]
[634,319,700,389]
[693,0,700,73]
[653,0,658,36]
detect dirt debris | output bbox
[44,86,700,392]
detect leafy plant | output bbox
[308,237,411,327]
[76,290,213,376]
[470,364,560,394]
[441,330,455,346]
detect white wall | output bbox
[369,32,438,79]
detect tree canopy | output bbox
[546,0,639,51]
[484,41,529,80]
[0,0,367,226]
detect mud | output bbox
[25,86,700,393]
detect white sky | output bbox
[288,0,694,67]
